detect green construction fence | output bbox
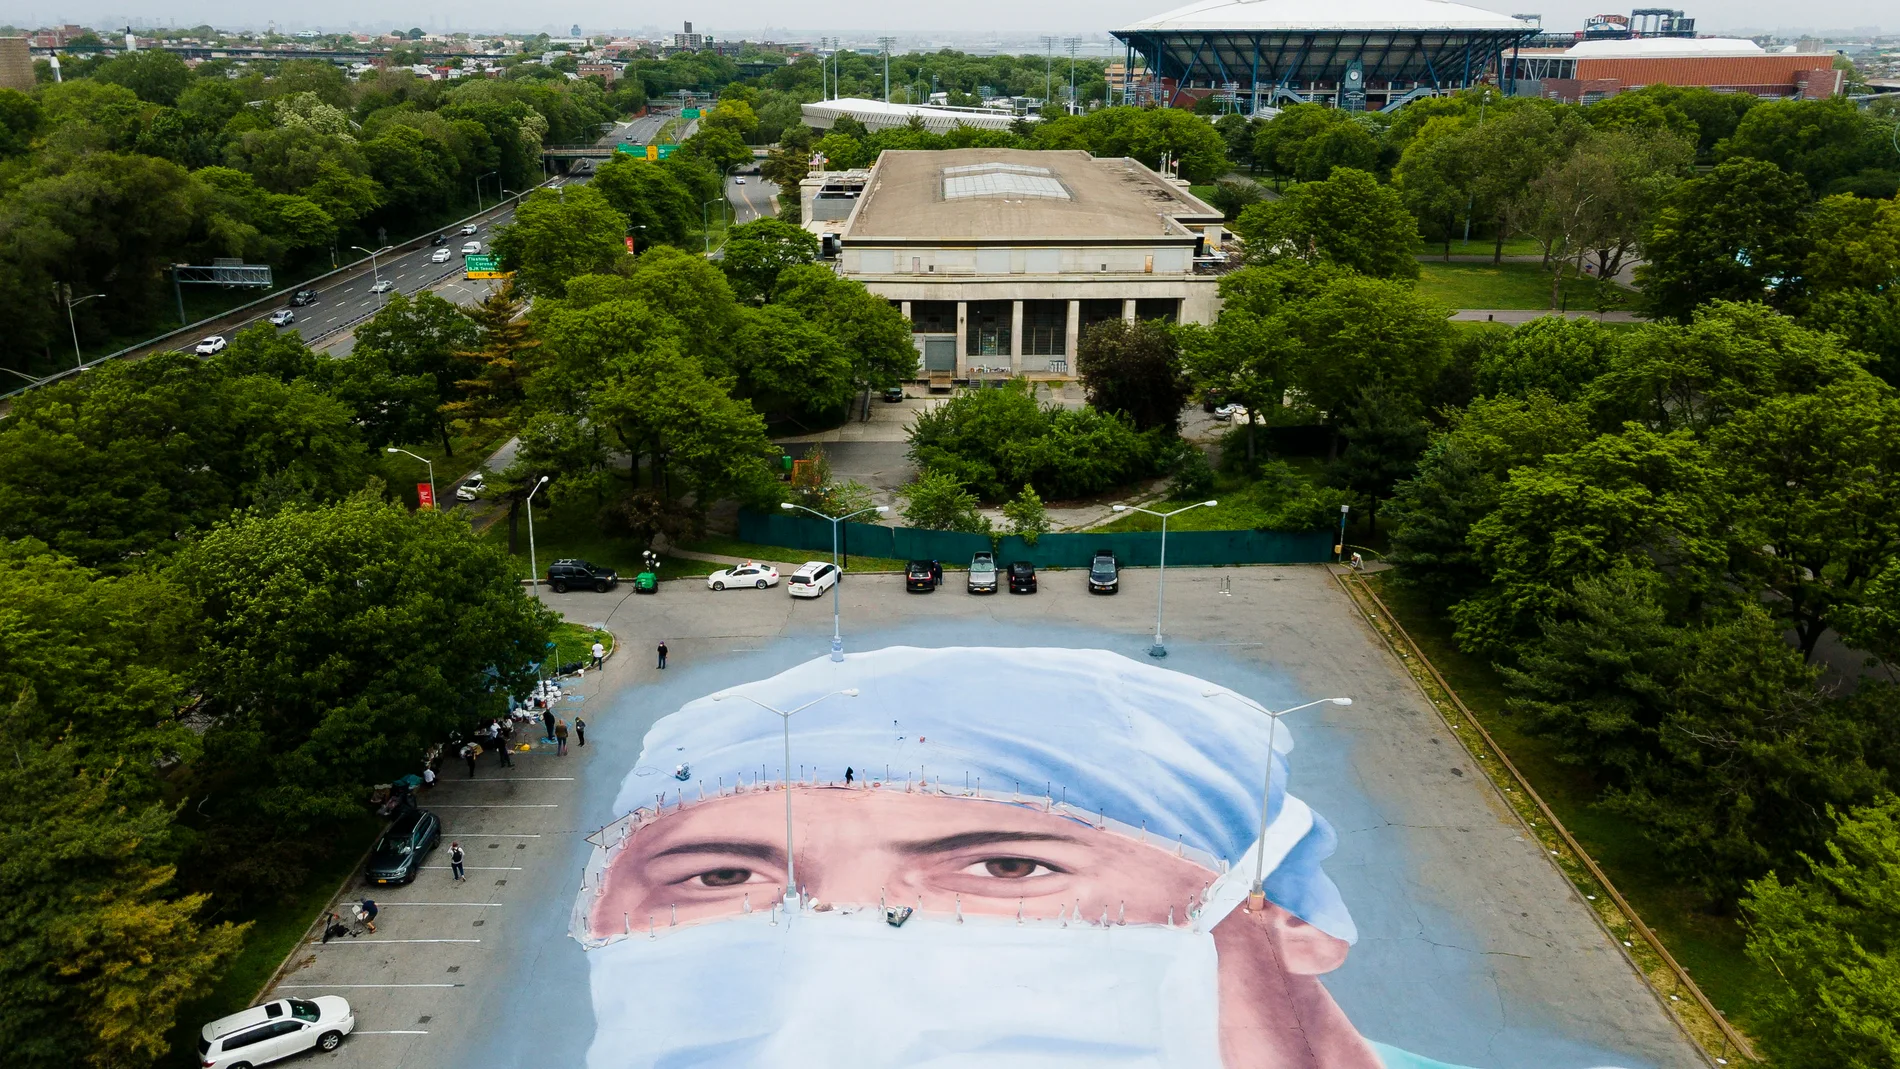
[736,509,1335,568]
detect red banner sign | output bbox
[417,483,435,510]
[624,236,635,253]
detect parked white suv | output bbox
[199,996,354,1068]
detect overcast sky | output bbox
[12,0,1890,38]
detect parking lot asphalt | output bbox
[265,566,1705,1069]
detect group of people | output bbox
[537,707,585,755]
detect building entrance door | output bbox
[923,337,957,373]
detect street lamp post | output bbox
[1110,499,1218,657]
[63,290,106,369]
[526,475,550,598]
[1336,504,1351,563]
[476,170,498,210]
[385,447,435,509]
[701,199,722,254]
[351,245,394,304]
[780,502,890,660]
[710,688,861,905]
[1202,690,1352,906]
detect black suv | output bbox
[905,559,943,593]
[1008,561,1038,594]
[288,289,319,306]
[1088,549,1120,594]
[548,558,618,593]
[365,808,441,885]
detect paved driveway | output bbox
[266,568,1704,1069]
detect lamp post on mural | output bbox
[780,501,890,660]
[710,688,861,906]
[1202,690,1353,907]
[1110,499,1218,657]
[385,448,436,510]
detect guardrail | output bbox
[1,182,545,404]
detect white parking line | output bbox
[357,1030,432,1035]
[378,902,504,907]
[450,833,542,837]
[422,865,523,870]
[433,804,560,808]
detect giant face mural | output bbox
[570,647,1630,1069]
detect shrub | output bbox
[907,380,1163,500]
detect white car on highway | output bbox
[267,310,295,327]
[460,223,479,235]
[431,248,453,263]
[734,177,746,184]
[194,335,227,354]
[369,280,394,294]
[462,241,482,255]
[786,560,839,598]
[706,561,779,591]
[455,472,485,501]
[199,996,354,1069]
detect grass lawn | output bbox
[1366,576,1771,1031]
[478,497,712,582]
[1416,260,1638,312]
[680,534,908,573]
[164,814,385,1061]
[548,620,615,667]
[376,423,513,511]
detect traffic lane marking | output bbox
[279,983,465,989]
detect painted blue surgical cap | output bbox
[617,646,1356,943]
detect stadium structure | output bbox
[1111,0,1542,112]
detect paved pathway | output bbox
[1451,309,1643,324]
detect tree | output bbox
[328,292,479,453]
[771,264,917,393]
[447,282,539,425]
[1074,318,1191,433]
[1393,118,1477,260]
[1326,383,1430,532]
[1637,157,1811,322]
[590,154,697,247]
[172,494,555,837]
[732,304,856,420]
[489,184,629,297]
[719,217,819,303]
[1206,177,1264,220]
[1512,127,1693,310]
[0,695,246,1069]
[1718,97,1886,194]
[1471,315,1617,402]
[1002,484,1051,544]
[91,48,193,106]
[1234,168,1421,279]
[1743,795,1900,1069]
[1280,273,1452,434]
[898,470,987,532]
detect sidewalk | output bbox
[1451,309,1643,324]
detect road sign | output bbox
[465,254,511,280]
[682,107,700,119]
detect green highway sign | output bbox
[465,254,510,279]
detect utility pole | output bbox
[1041,36,1056,106]
[1065,37,1082,113]
[878,36,896,101]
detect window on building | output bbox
[1135,298,1179,324]
[1023,301,1067,356]
[910,301,956,333]
[1079,299,1123,338]
[966,301,1012,356]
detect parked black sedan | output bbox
[1088,549,1120,595]
[364,808,441,885]
[905,559,943,592]
[1007,561,1038,594]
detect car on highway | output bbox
[548,558,618,593]
[1088,549,1121,594]
[267,310,295,327]
[431,248,453,263]
[364,807,440,885]
[460,223,479,235]
[905,559,943,593]
[431,233,449,246]
[1008,560,1038,594]
[199,996,355,1069]
[462,241,482,255]
[734,177,746,184]
[707,561,779,591]
[455,472,484,501]
[369,280,394,294]
[289,289,318,306]
[787,560,840,599]
[194,335,227,354]
[967,551,998,594]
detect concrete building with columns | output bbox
[824,148,1227,381]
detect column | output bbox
[1064,299,1080,372]
[1122,298,1137,322]
[955,300,968,374]
[900,300,912,319]
[1009,300,1024,372]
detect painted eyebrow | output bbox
[648,840,783,863]
[895,830,1081,855]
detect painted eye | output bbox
[697,868,752,887]
[976,857,1058,879]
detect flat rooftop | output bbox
[844,149,1219,244]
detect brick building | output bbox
[1510,37,1843,103]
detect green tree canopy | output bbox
[1234,167,1421,279]
[719,217,819,303]
[490,184,629,297]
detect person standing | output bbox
[845,766,854,786]
[656,639,668,669]
[542,708,556,743]
[556,718,570,756]
[422,766,436,790]
[574,716,586,748]
[591,640,606,669]
[449,842,466,882]
[498,721,514,767]
[462,742,478,778]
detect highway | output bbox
[726,175,780,223]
